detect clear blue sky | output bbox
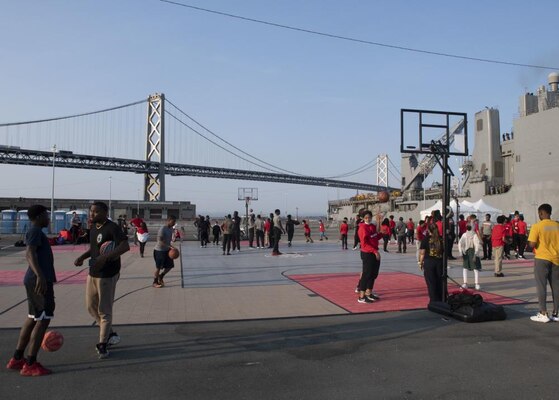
[1,0,558,216]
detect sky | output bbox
[1,0,558,216]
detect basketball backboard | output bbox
[238,187,258,201]
[400,109,468,157]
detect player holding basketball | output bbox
[153,215,177,288]
[6,205,56,376]
[74,201,129,359]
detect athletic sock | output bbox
[26,355,37,365]
[13,349,24,360]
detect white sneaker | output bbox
[475,284,481,290]
[461,284,468,289]
[530,312,551,323]
[550,314,559,322]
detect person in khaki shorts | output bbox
[527,203,559,323]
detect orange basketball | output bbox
[378,191,390,203]
[168,247,180,260]
[41,330,64,352]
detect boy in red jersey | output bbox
[492,215,506,277]
[302,220,314,243]
[516,215,528,259]
[357,211,381,303]
[339,218,349,250]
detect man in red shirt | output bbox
[504,217,513,260]
[406,218,415,244]
[516,215,528,259]
[339,218,349,250]
[458,214,468,238]
[492,215,506,277]
[129,214,144,246]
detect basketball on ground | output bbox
[378,191,390,203]
[168,247,180,260]
[41,330,64,352]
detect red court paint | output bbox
[288,272,525,314]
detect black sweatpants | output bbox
[423,258,444,303]
[341,234,348,249]
[273,228,282,253]
[358,252,380,292]
[222,234,231,254]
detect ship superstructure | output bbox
[328,73,559,225]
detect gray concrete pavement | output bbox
[1,237,556,399]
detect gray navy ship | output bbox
[328,72,559,226]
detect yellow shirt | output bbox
[528,219,559,265]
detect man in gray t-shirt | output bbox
[153,216,176,288]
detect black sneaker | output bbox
[96,343,109,359]
[367,293,381,301]
[108,332,121,346]
[357,297,374,304]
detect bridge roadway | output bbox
[0,147,396,191]
[0,238,555,399]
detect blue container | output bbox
[16,210,30,234]
[65,210,88,230]
[43,211,51,235]
[1,210,17,234]
[54,210,68,234]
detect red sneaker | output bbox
[20,362,52,376]
[6,357,26,370]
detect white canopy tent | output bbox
[419,200,477,220]
[420,199,503,220]
[471,199,503,219]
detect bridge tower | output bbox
[145,93,166,201]
[376,154,388,188]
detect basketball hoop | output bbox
[238,188,258,237]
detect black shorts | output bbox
[25,279,55,320]
[153,249,174,269]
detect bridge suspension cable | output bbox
[325,158,377,179]
[166,98,304,176]
[165,109,289,174]
[167,97,383,180]
[0,99,147,127]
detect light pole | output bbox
[296,207,299,220]
[109,176,112,220]
[423,167,426,212]
[137,188,140,215]
[50,144,56,233]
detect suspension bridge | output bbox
[0,94,398,202]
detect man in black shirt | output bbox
[74,201,129,359]
[231,211,241,252]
